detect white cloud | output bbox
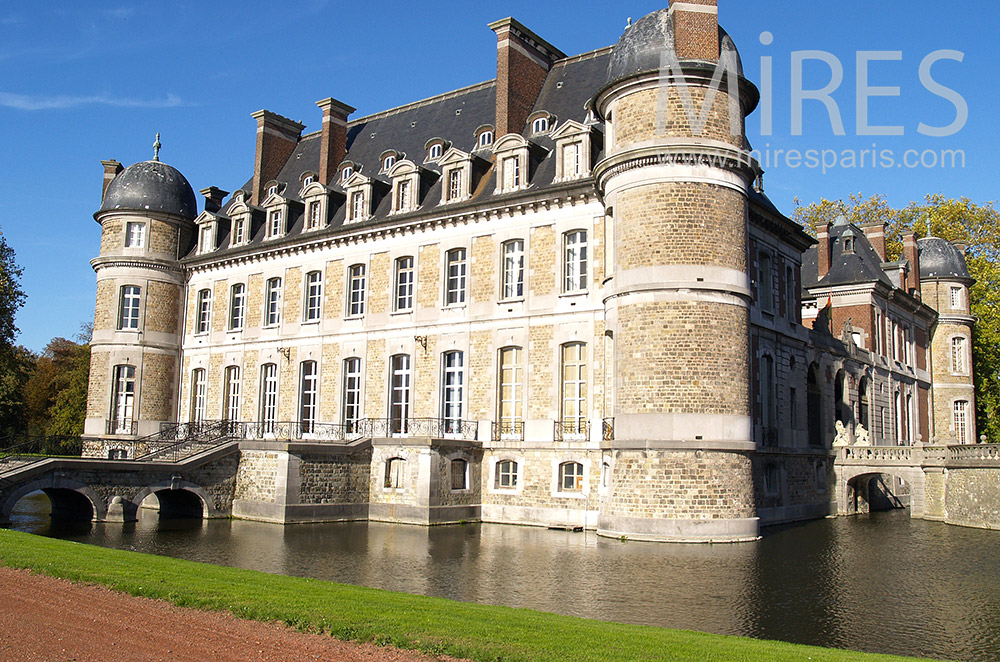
[0,92,184,111]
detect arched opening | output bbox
[147,489,205,520]
[834,369,848,427]
[6,489,95,533]
[858,376,870,434]
[807,363,823,447]
[847,473,910,514]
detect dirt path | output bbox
[0,566,464,662]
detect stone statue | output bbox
[855,424,871,446]
[833,420,849,447]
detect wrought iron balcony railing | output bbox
[602,418,614,441]
[105,419,137,436]
[492,421,525,442]
[555,419,590,442]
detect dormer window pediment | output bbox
[550,119,595,182]
[194,210,227,254]
[438,147,486,205]
[301,182,335,232]
[262,192,290,240]
[387,159,435,215]
[344,172,380,223]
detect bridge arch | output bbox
[1,478,105,523]
[132,480,222,519]
[836,464,926,517]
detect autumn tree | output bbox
[0,226,27,437]
[794,194,1000,442]
[23,327,91,438]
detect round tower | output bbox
[919,237,977,444]
[592,2,762,541]
[84,155,197,441]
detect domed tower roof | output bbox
[97,160,197,220]
[918,236,972,281]
[604,8,743,88]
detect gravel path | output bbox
[0,566,466,662]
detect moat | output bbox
[8,494,1000,662]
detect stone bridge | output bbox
[834,443,1000,528]
[0,441,240,524]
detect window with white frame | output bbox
[111,364,135,434]
[562,142,581,179]
[478,130,493,148]
[342,357,362,432]
[232,217,247,246]
[394,257,414,311]
[445,248,467,305]
[395,179,412,213]
[389,354,411,435]
[501,239,524,299]
[349,190,366,222]
[265,277,282,326]
[384,457,406,488]
[382,155,396,171]
[224,366,241,422]
[200,225,213,253]
[125,222,145,248]
[341,166,353,182]
[304,271,322,322]
[450,458,468,490]
[441,351,464,434]
[306,200,322,230]
[347,264,366,317]
[498,347,522,436]
[118,285,141,330]
[501,155,521,191]
[266,209,282,238]
[267,184,278,197]
[196,288,212,335]
[952,336,968,373]
[447,169,463,202]
[229,283,246,330]
[532,117,549,134]
[429,143,443,160]
[495,459,517,489]
[953,399,970,443]
[299,361,318,434]
[561,342,587,435]
[260,363,278,433]
[559,461,584,492]
[951,286,963,309]
[190,368,207,423]
[302,175,314,186]
[563,230,588,292]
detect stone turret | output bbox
[592,1,762,541]
[84,157,196,441]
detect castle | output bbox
[82,1,975,542]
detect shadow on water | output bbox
[6,494,1000,662]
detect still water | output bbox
[8,493,1000,662]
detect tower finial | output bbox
[626,16,632,29]
[153,132,161,162]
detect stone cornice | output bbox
[593,141,759,193]
[90,256,183,275]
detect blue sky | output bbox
[1,1,997,352]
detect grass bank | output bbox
[0,529,930,662]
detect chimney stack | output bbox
[862,222,886,261]
[488,17,566,137]
[316,97,355,187]
[816,222,832,280]
[250,110,305,205]
[670,0,720,61]
[101,159,123,201]
[200,186,229,214]
[903,232,920,293]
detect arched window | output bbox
[834,369,847,425]
[478,129,494,148]
[394,257,414,311]
[384,457,406,488]
[347,264,366,317]
[450,458,468,490]
[445,248,467,305]
[559,461,584,492]
[382,155,396,171]
[495,459,517,489]
[429,143,443,159]
[563,230,588,292]
[265,277,282,326]
[532,117,548,133]
[807,363,822,447]
[501,240,524,300]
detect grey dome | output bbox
[98,160,197,220]
[605,9,743,87]
[918,236,972,281]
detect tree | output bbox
[794,195,1000,442]
[0,226,27,438]
[23,326,91,438]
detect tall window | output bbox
[954,400,970,444]
[389,354,411,434]
[760,355,775,429]
[952,336,968,373]
[858,377,870,431]
[384,457,405,488]
[118,285,141,330]
[394,257,414,311]
[561,343,587,435]
[498,347,522,435]
[785,266,796,321]
[951,286,963,309]
[562,142,581,177]
[445,248,467,305]
[559,461,584,492]
[342,357,362,432]
[350,191,365,221]
[232,218,246,245]
[347,264,366,316]
[299,361,318,434]
[265,277,282,326]
[190,369,207,423]
[260,363,278,433]
[267,209,283,238]
[307,201,322,230]
[395,179,412,212]
[196,288,212,334]
[448,169,463,201]
[496,460,517,488]
[304,271,322,322]
[229,283,246,330]
[125,222,145,248]
[502,156,520,190]
[564,230,588,292]
[501,240,524,299]
[441,351,464,433]
[450,458,468,490]
[111,365,136,434]
[758,252,773,312]
[224,366,241,422]
[200,225,213,252]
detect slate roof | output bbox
[918,236,972,281]
[98,160,197,220]
[802,218,893,289]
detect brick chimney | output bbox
[250,110,305,205]
[816,222,832,280]
[488,17,566,137]
[670,0,720,61]
[101,159,123,201]
[903,232,920,293]
[316,97,355,187]
[200,186,229,214]
[862,222,886,261]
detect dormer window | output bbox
[532,117,549,134]
[388,160,424,215]
[429,143,442,160]
[502,156,521,189]
[493,134,533,194]
[475,126,494,149]
[448,170,463,201]
[382,155,396,171]
[302,174,314,186]
[438,147,477,205]
[232,216,247,245]
[267,209,283,239]
[341,166,353,182]
[306,200,322,231]
[843,236,854,253]
[267,184,278,197]
[396,179,412,211]
[551,120,594,182]
[199,224,214,253]
[350,191,365,221]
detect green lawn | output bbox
[0,529,936,662]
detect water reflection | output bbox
[8,492,1000,661]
